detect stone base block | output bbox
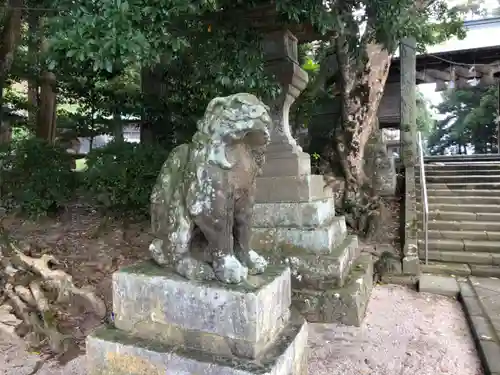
[112,262,291,359]
[251,216,347,254]
[291,253,374,326]
[252,198,335,228]
[256,234,359,290]
[255,175,332,203]
[260,147,311,178]
[86,316,308,375]
[291,235,360,290]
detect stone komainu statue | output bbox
[149,93,272,284]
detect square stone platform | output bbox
[251,172,373,326]
[86,262,308,375]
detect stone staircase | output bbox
[417,155,500,277]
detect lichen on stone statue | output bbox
[149,93,272,284]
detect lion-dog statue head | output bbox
[149,93,272,284]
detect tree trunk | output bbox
[329,42,392,236]
[35,18,57,143]
[36,71,56,142]
[27,11,41,130]
[0,0,24,124]
[113,112,124,142]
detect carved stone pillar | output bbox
[260,30,310,177]
[399,37,420,275]
[251,30,369,326]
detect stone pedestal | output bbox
[86,262,308,375]
[250,29,372,326]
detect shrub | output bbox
[0,138,77,217]
[83,141,169,218]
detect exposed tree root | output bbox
[0,222,106,361]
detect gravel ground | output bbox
[0,285,483,375]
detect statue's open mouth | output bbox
[227,126,270,146]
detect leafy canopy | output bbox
[428,86,500,155]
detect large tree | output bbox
[294,1,464,235]
[428,85,499,155]
[4,0,467,236]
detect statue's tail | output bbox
[150,144,192,265]
[151,144,190,232]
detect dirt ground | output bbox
[308,285,483,375]
[0,285,483,375]
[1,194,459,375]
[0,202,153,359]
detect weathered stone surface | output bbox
[260,149,311,177]
[292,253,374,326]
[252,198,335,228]
[419,274,459,298]
[251,217,347,255]
[86,314,308,375]
[420,262,471,277]
[112,262,291,359]
[479,340,500,374]
[256,235,359,291]
[255,175,332,203]
[364,128,396,197]
[149,93,272,284]
[402,239,420,275]
[380,274,419,286]
[292,235,359,289]
[420,250,495,264]
[470,265,500,278]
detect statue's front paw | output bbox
[176,256,216,281]
[238,250,268,275]
[213,255,248,284]
[149,238,168,266]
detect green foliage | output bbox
[428,86,499,155]
[82,141,169,218]
[0,138,77,217]
[11,127,34,143]
[416,89,436,136]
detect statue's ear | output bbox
[202,96,228,135]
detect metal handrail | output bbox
[417,131,429,265]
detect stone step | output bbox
[418,250,500,265]
[423,162,500,169]
[420,261,500,278]
[424,210,500,222]
[418,203,500,214]
[423,220,500,232]
[424,154,500,163]
[418,238,500,253]
[425,182,500,190]
[419,168,500,176]
[293,252,373,327]
[420,262,471,277]
[421,230,500,242]
[424,175,500,184]
[419,189,500,197]
[469,264,500,278]
[425,196,500,205]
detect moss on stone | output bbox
[89,315,306,374]
[119,260,288,293]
